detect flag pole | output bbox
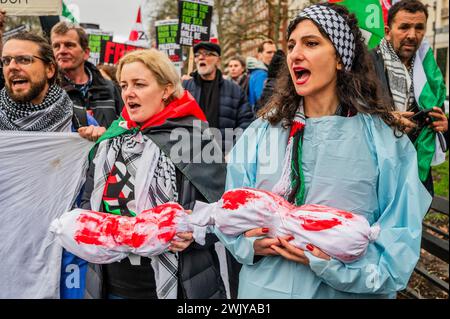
[187,47,194,75]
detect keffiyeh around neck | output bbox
[272,99,352,205]
[0,84,73,132]
[379,38,415,112]
[272,101,306,205]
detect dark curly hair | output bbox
[258,2,404,134]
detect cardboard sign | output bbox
[177,0,213,47]
[100,40,145,65]
[86,29,113,66]
[156,19,183,75]
[0,0,62,16]
[156,19,182,63]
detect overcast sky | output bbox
[64,0,144,43]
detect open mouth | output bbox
[293,66,311,85]
[10,77,29,89]
[127,101,141,110]
[199,62,207,68]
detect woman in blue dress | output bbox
[215,3,431,299]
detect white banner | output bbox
[0,0,62,16]
[0,132,92,298]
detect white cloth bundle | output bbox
[50,203,208,264]
[191,188,380,263]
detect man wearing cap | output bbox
[182,42,253,299]
[183,42,253,156]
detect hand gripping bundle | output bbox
[190,188,380,263]
[51,188,380,264]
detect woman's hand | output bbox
[270,238,331,265]
[429,107,448,133]
[392,111,416,133]
[169,232,194,253]
[244,227,288,257]
[78,125,106,142]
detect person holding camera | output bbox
[370,0,448,195]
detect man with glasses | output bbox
[0,32,104,299]
[0,32,74,131]
[182,42,253,299]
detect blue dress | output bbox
[215,113,431,298]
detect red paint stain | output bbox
[158,230,177,242]
[74,203,185,248]
[222,189,261,210]
[299,216,342,231]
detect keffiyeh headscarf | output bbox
[297,4,355,71]
[0,84,73,132]
[273,4,355,205]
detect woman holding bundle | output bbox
[80,49,226,299]
[216,3,431,299]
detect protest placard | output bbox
[177,0,213,47]
[100,39,145,65]
[0,0,62,16]
[156,19,183,74]
[156,19,182,62]
[86,29,113,65]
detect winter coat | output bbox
[81,115,227,299]
[60,62,123,128]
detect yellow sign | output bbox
[0,0,62,16]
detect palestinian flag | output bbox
[62,1,78,24]
[330,0,446,180]
[413,40,447,181]
[329,0,385,48]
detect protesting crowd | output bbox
[0,0,448,300]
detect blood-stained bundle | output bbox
[190,188,380,263]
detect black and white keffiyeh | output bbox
[91,132,179,299]
[379,38,416,112]
[297,4,355,71]
[0,84,73,132]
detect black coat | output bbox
[183,71,254,153]
[82,116,227,299]
[60,62,123,128]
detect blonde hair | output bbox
[116,49,183,99]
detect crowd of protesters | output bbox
[0,0,448,300]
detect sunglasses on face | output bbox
[194,51,219,58]
[0,55,46,67]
